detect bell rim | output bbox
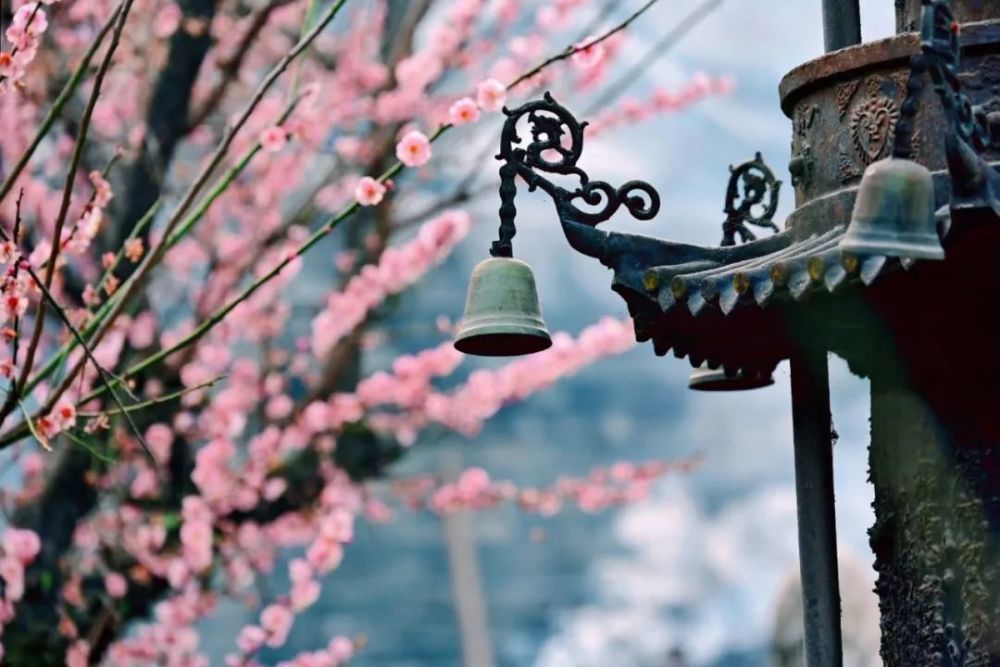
[454,319,551,341]
[454,330,553,356]
[688,368,774,392]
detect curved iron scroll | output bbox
[916,0,1000,211]
[920,0,991,154]
[721,152,781,246]
[491,92,660,258]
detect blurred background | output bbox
[164,1,902,665]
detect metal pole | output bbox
[789,349,843,667]
[821,0,862,52]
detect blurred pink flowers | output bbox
[476,78,507,111]
[260,126,288,153]
[449,97,480,125]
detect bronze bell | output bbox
[688,362,774,392]
[454,257,552,356]
[839,157,944,260]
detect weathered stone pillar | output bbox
[868,370,1000,663]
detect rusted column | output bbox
[822,0,861,52]
[790,348,843,667]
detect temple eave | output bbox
[575,205,1000,379]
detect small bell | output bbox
[454,257,552,356]
[839,157,944,260]
[688,362,774,392]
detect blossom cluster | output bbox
[394,317,637,438]
[0,0,718,662]
[310,210,471,357]
[0,2,52,86]
[0,527,41,661]
[387,459,699,517]
[585,73,736,137]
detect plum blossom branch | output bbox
[22,88,308,399]
[505,0,663,91]
[75,376,223,419]
[19,3,348,416]
[0,2,44,85]
[61,0,668,410]
[0,0,127,204]
[386,459,701,516]
[0,224,154,460]
[0,0,138,428]
[185,0,299,131]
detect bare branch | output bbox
[185,0,298,130]
[0,0,137,428]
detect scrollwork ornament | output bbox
[921,0,991,153]
[490,92,660,258]
[911,0,1000,213]
[721,152,781,246]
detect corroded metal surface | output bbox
[898,0,1000,31]
[780,21,1000,232]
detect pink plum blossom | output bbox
[260,603,294,647]
[260,126,288,153]
[449,97,480,125]
[476,78,507,111]
[105,572,128,598]
[394,130,431,167]
[3,528,41,564]
[354,176,386,206]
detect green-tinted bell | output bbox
[688,362,774,392]
[454,257,552,356]
[839,157,944,260]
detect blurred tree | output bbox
[0,0,726,663]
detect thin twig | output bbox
[0,1,44,85]
[0,0,126,204]
[393,180,495,231]
[506,0,662,91]
[72,0,666,402]
[77,376,223,418]
[0,0,664,445]
[0,225,156,460]
[0,0,137,427]
[11,190,25,366]
[27,1,349,415]
[583,0,723,115]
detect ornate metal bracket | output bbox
[721,152,782,246]
[491,92,660,258]
[915,0,1000,212]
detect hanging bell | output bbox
[839,157,944,260]
[688,362,774,392]
[454,257,552,356]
